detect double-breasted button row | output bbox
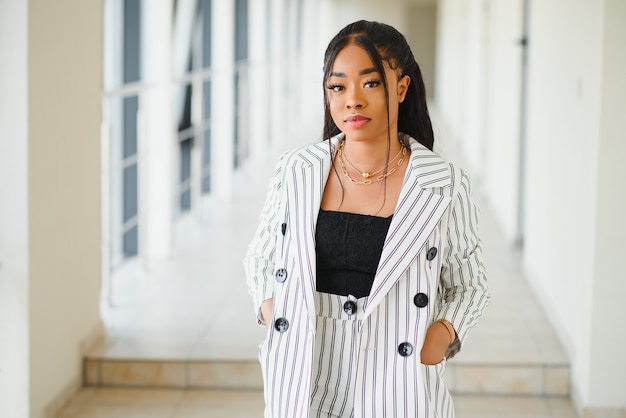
[275,268,288,283]
[396,246,438,357]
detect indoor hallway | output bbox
[4,1,624,416]
[57,133,579,417]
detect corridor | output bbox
[4,1,625,417]
[56,124,577,417]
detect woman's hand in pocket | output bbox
[260,298,274,330]
[420,321,452,365]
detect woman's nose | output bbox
[346,89,364,109]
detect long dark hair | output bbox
[322,20,434,151]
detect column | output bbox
[269,0,287,150]
[142,0,174,259]
[247,0,269,165]
[211,0,236,200]
[299,0,325,142]
[28,1,103,416]
[0,2,29,417]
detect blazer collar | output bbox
[292,133,453,190]
[288,133,453,325]
[404,134,452,190]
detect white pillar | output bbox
[462,0,488,174]
[299,0,325,142]
[0,2,29,417]
[318,0,337,51]
[211,0,236,200]
[269,0,287,150]
[284,0,303,146]
[247,0,269,164]
[28,1,103,415]
[142,0,174,259]
[172,0,199,118]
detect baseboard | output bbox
[582,407,626,418]
[43,376,81,418]
[79,320,105,356]
[43,321,105,418]
[572,385,626,418]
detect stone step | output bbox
[55,387,580,418]
[83,357,570,397]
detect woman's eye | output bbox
[364,80,381,88]
[326,84,343,92]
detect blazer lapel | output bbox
[364,140,453,319]
[286,136,341,330]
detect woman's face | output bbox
[326,43,409,143]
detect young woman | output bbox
[244,20,490,418]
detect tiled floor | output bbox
[56,387,578,417]
[61,120,581,416]
[90,159,569,367]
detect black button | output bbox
[343,301,357,315]
[398,342,413,357]
[414,293,429,308]
[275,268,288,283]
[274,317,289,332]
[426,247,438,261]
[281,223,287,235]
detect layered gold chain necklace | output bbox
[337,139,407,185]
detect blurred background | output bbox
[1,0,625,417]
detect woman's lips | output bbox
[345,115,371,129]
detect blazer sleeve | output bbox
[243,154,287,325]
[438,166,490,358]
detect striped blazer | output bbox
[244,133,490,418]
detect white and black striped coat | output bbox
[244,133,490,418]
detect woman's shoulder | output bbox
[404,134,472,192]
[274,134,342,168]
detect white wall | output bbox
[587,0,626,410]
[523,0,603,409]
[483,0,524,244]
[28,1,104,416]
[406,4,437,101]
[329,0,410,35]
[435,0,626,413]
[435,0,469,158]
[524,1,626,411]
[436,0,525,192]
[0,1,30,417]
[435,0,494,179]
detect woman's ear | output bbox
[397,74,411,103]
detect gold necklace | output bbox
[337,140,407,185]
[341,140,405,179]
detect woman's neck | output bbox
[341,134,404,173]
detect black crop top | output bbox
[315,209,393,298]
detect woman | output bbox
[244,20,490,418]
